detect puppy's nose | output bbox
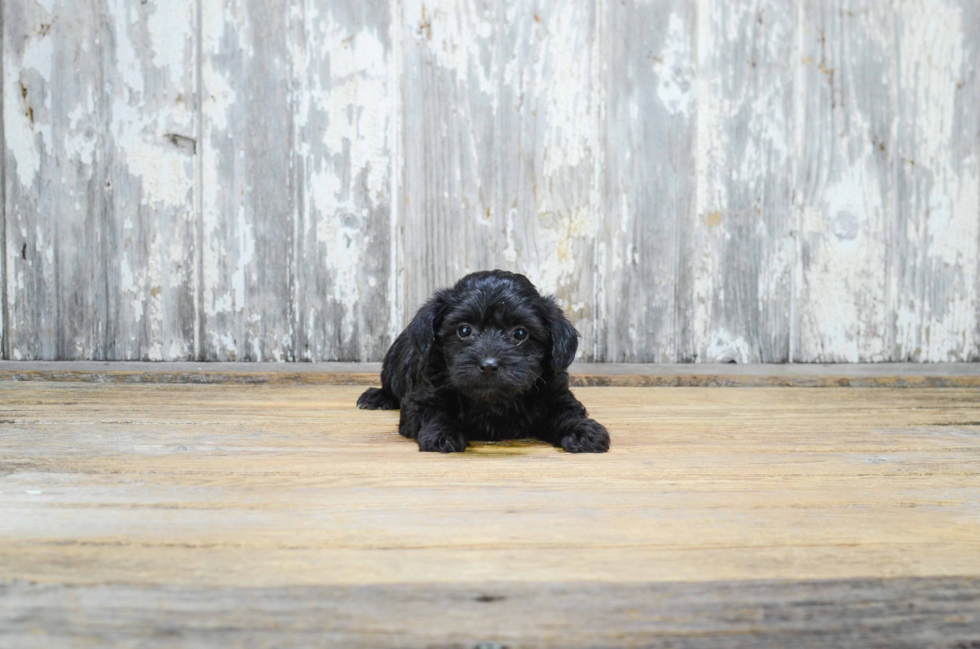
[479,357,499,375]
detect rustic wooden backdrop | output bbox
[3,0,978,363]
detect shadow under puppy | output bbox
[358,270,610,453]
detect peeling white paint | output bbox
[212,293,233,315]
[231,207,255,313]
[793,2,894,362]
[893,0,979,361]
[20,26,54,80]
[530,3,595,178]
[106,0,146,96]
[146,0,191,87]
[201,60,237,133]
[404,0,496,97]
[210,332,238,358]
[7,0,980,363]
[311,173,362,308]
[5,35,53,188]
[126,139,194,207]
[655,13,693,116]
[693,0,729,359]
[63,100,97,167]
[313,27,390,200]
[705,329,752,364]
[119,252,144,324]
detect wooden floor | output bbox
[2,380,979,647]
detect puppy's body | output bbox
[358,270,609,453]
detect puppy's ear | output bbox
[407,288,453,357]
[538,295,578,372]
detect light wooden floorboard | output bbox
[1,382,979,646]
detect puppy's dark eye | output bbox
[513,328,528,342]
[457,324,473,339]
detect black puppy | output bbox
[357,270,610,453]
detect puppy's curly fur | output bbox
[357,270,610,453]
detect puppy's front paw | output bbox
[357,387,400,410]
[560,418,610,453]
[417,426,467,453]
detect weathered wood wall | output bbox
[3,0,978,362]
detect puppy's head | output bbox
[408,270,578,402]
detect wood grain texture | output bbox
[596,0,695,362]
[103,0,198,361]
[891,0,980,362]
[3,0,197,361]
[0,382,978,646]
[399,0,599,358]
[4,1,106,359]
[3,578,979,648]
[200,0,393,362]
[2,0,979,363]
[795,0,895,362]
[200,0,295,361]
[693,0,796,363]
[0,2,5,360]
[797,0,980,363]
[290,0,393,362]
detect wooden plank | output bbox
[795,0,895,362]
[0,383,978,645]
[399,0,598,357]
[3,1,106,359]
[103,0,197,360]
[795,0,980,363]
[200,0,394,362]
[3,1,197,361]
[199,0,294,361]
[2,578,979,648]
[692,0,796,362]
[596,0,695,362]
[892,0,980,362]
[2,360,980,387]
[0,383,978,586]
[970,2,980,365]
[290,0,393,362]
[0,3,5,360]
